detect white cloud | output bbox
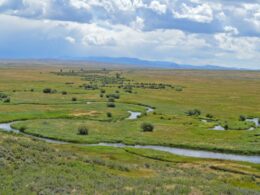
[0,1,260,69]
[149,1,167,15]
[65,36,76,44]
[214,32,260,59]
[224,26,239,35]
[130,16,145,31]
[0,0,7,6]
[69,0,91,10]
[172,3,213,23]
[243,3,260,32]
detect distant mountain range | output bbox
[74,56,244,70]
[0,57,252,70]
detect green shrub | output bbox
[107,112,112,118]
[106,94,120,99]
[107,102,115,108]
[43,88,57,94]
[108,97,115,102]
[72,97,77,101]
[224,124,229,130]
[43,88,52,93]
[175,86,183,92]
[78,126,89,135]
[185,109,201,116]
[19,126,27,132]
[239,115,246,121]
[0,92,7,99]
[206,113,213,118]
[62,91,67,95]
[3,97,10,103]
[141,122,154,132]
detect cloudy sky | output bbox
[0,0,260,69]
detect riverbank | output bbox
[1,122,259,163]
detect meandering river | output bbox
[0,122,259,164]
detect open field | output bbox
[0,64,260,194]
[0,131,260,194]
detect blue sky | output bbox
[0,0,260,69]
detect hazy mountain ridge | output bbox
[81,57,245,70]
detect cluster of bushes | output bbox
[56,72,76,76]
[107,102,115,108]
[106,93,120,99]
[100,89,106,94]
[83,84,99,90]
[43,88,57,94]
[100,89,106,97]
[132,82,174,89]
[206,113,214,118]
[106,93,120,108]
[185,109,201,116]
[0,92,10,103]
[83,74,127,85]
[122,85,133,93]
[0,92,8,99]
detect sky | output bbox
[0,0,260,69]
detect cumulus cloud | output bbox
[224,26,239,35]
[214,31,260,59]
[130,16,145,30]
[0,0,260,68]
[172,3,213,23]
[65,36,76,44]
[149,1,167,15]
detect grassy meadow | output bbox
[0,64,260,194]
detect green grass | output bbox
[0,131,259,194]
[12,117,260,154]
[0,67,259,154]
[0,65,260,193]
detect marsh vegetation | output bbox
[0,65,259,194]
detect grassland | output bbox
[0,63,260,194]
[0,131,260,194]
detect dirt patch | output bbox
[71,110,100,117]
